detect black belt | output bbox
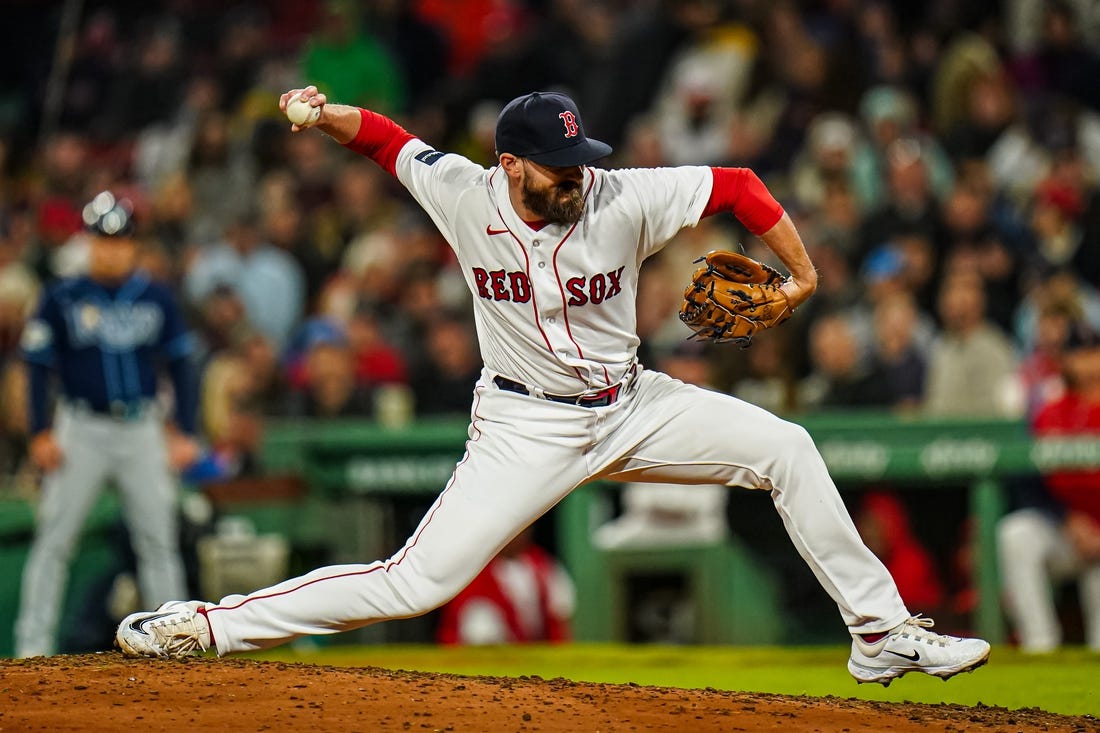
[65,398,153,421]
[493,375,623,407]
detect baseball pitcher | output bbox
[117,89,990,685]
[16,192,199,657]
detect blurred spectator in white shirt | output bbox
[924,270,1022,417]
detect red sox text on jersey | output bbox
[472,265,626,306]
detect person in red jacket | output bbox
[997,323,1100,652]
[856,492,945,612]
[437,528,574,645]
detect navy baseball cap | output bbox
[495,92,612,167]
[82,190,135,238]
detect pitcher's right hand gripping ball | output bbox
[679,250,793,346]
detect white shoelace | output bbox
[896,615,950,647]
[150,614,207,657]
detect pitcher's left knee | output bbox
[772,421,819,467]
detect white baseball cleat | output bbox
[847,615,990,686]
[116,600,212,659]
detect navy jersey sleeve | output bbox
[157,286,196,361]
[27,362,52,434]
[20,290,64,367]
[155,285,199,435]
[21,290,64,433]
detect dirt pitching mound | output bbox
[1,655,1095,732]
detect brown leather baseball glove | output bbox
[679,250,793,346]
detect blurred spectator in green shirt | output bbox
[302,0,405,116]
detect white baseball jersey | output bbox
[199,136,910,654]
[396,140,712,394]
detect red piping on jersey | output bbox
[487,170,556,357]
[205,389,487,616]
[702,167,784,236]
[551,220,587,383]
[505,225,556,355]
[552,168,603,384]
[341,108,415,177]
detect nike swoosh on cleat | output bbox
[486,226,509,236]
[129,612,174,633]
[885,648,921,662]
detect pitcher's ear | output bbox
[499,153,522,178]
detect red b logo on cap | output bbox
[558,111,579,138]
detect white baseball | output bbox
[286,96,321,127]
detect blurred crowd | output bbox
[2,0,1100,486]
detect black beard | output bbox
[521,178,585,225]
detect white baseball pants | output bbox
[997,507,1100,651]
[205,369,909,653]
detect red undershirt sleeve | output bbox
[701,167,785,236]
[341,108,416,177]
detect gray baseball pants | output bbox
[14,404,186,657]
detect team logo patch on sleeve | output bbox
[414,149,448,166]
[80,304,101,330]
[20,319,52,352]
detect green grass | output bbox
[247,643,1100,717]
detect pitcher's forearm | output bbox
[313,103,368,145]
[760,213,818,293]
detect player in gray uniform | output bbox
[15,192,200,657]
